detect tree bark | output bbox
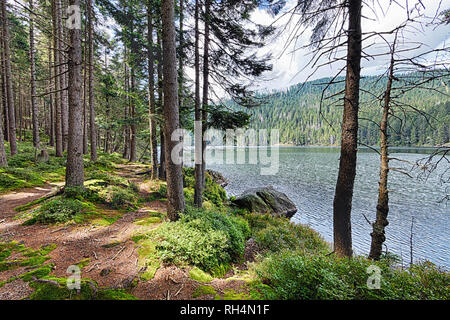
[48,37,55,147]
[57,0,68,151]
[201,0,210,189]
[53,0,63,156]
[129,70,137,162]
[161,0,185,220]
[65,0,85,187]
[29,0,40,150]
[157,30,166,180]
[147,2,158,179]
[88,0,97,161]
[369,34,397,260]
[1,0,18,155]
[193,0,202,207]
[332,0,362,257]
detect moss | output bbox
[0,242,56,274]
[192,285,217,298]
[134,216,162,226]
[189,267,213,283]
[76,258,91,269]
[96,289,139,300]
[19,263,54,282]
[214,289,253,300]
[136,238,160,281]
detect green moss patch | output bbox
[193,285,217,298]
[189,267,213,283]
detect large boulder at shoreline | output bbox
[231,186,297,218]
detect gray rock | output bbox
[232,186,297,218]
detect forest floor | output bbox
[0,163,253,300]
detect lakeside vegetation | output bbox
[0,140,448,300]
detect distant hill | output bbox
[233,75,449,146]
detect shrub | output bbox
[254,251,450,300]
[26,198,89,224]
[98,185,137,210]
[152,207,250,274]
[246,213,329,255]
[153,220,229,273]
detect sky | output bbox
[244,0,450,94]
[97,0,450,100]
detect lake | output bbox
[205,146,449,268]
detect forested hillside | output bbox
[237,75,449,146]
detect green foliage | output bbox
[193,285,217,298]
[230,75,449,146]
[189,267,214,283]
[245,213,329,255]
[24,198,84,224]
[254,251,450,300]
[152,207,249,274]
[23,198,95,225]
[182,168,227,207]
[98,185,138,210]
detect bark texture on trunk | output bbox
[157,31,166,180]
[65,0,85,187]
[193,0,202,207]
[88,0,97,161]
[201,0,210,190]
[29,0,40,150]
[369,36,397,260]
[332,0,362,257]
[52,0,63,156]
[147,4,158,179]
[161,0,185,220]
[129,71,137,162]
[1,0,17,155]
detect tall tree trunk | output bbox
[57,0,68,151]
[1,0,17,155]
[65,0,84,187]
[48,38,55,147]
[129,70,137,162]
[201,0,210,189]
[29,0,40,150]
[82,10,88,154]
[53,0,63,156]
[161,0,185,220]
[0,36,6,166]
[0,91,6,166]
[88,0,97,161]
[193,0,202,207]
[157,30,165,180]
[147,2,158,179]
[369,34,397,260]
[1,34,10,143]
[332,0,362,257]
[122,50,130,160]
[178,0,183,108]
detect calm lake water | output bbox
[205,146,449,268]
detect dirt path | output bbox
[0,164,249,300]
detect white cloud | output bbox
[247,0,450,94]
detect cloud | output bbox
[248,0,450,93]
